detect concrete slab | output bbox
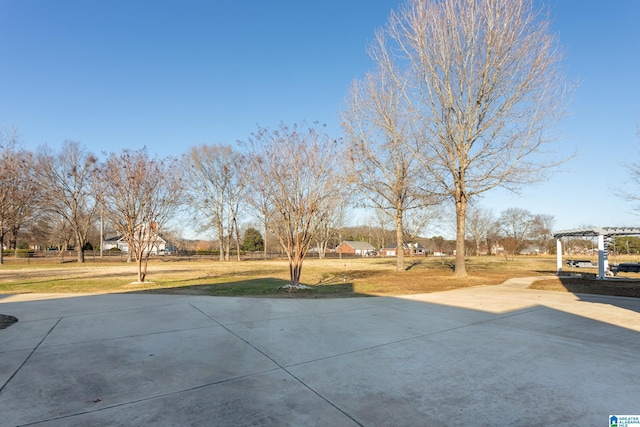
[1,283,639,426]
[0,349,31,390]
[225,304,494,367]
[189,295,401,325]
[1,326,278,426]
[37,370,360,427]
[287,309,639,426]
[0,318,60,352]
[39,302,220,347]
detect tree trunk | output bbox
[0,233,4,265]
[217,225,225,261]
[291,261,302,287]
[136,257,144,282]
[288,239,306,287]
[233,219,241,261]
[291,255,303,287]
[454,198,467,277]
[263,218,268,260]
[395,209,404,272]
[318,240,326,259]
[76,234,85,263]
[141,257,149,282]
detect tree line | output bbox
[1,0,572,286]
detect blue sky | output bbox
[1,1,639,236]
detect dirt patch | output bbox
[0,314,18,330]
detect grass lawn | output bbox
[0,255,638,298]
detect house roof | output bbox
[383,242,424,249]
[342,241,375,250]
[103,235,167,244]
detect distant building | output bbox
[520,245,545,255]
[334,241,376,256]
[381,242,427,257]
[102,235,167,255]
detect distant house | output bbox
[520,245,545,255]
[102,235,167,255]
[334,241,376,256]
[491,243,505,255]
[381,242,427,257]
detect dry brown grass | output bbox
[3,255,638,298]
[0,255,560,297]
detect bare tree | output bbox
[183,144,245,261]
[100,148,183,282]
[465,203,495,255]
[374,0,569,275]
[343,61,432,272]
[530,213,555,253]
[497,207,534,258]
[36,141,99,263]
[403,206,437,248]
[241,122,342,288]
[0,129,40,264]
[370,206,395,252]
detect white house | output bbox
[102,235,167,255]
[381,242,427,257]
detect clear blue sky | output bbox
[1,1,639,236]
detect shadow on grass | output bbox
[128,277,367,299]
[537,274,640,313]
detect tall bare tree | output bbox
[343,62,431,272]
[183,144,245,261]
[241,122,342,288]
[36,141,99,263]
[465,203,495,255]
[373,0,569,275]
[100,148,182,282]
[0,129,40,264]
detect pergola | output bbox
[554,227,640,279]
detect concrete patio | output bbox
[1,278,639,426]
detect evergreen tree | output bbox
[241,227,264,252]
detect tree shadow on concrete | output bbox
[127,277,364,299]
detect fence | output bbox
[1,249,376,264]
